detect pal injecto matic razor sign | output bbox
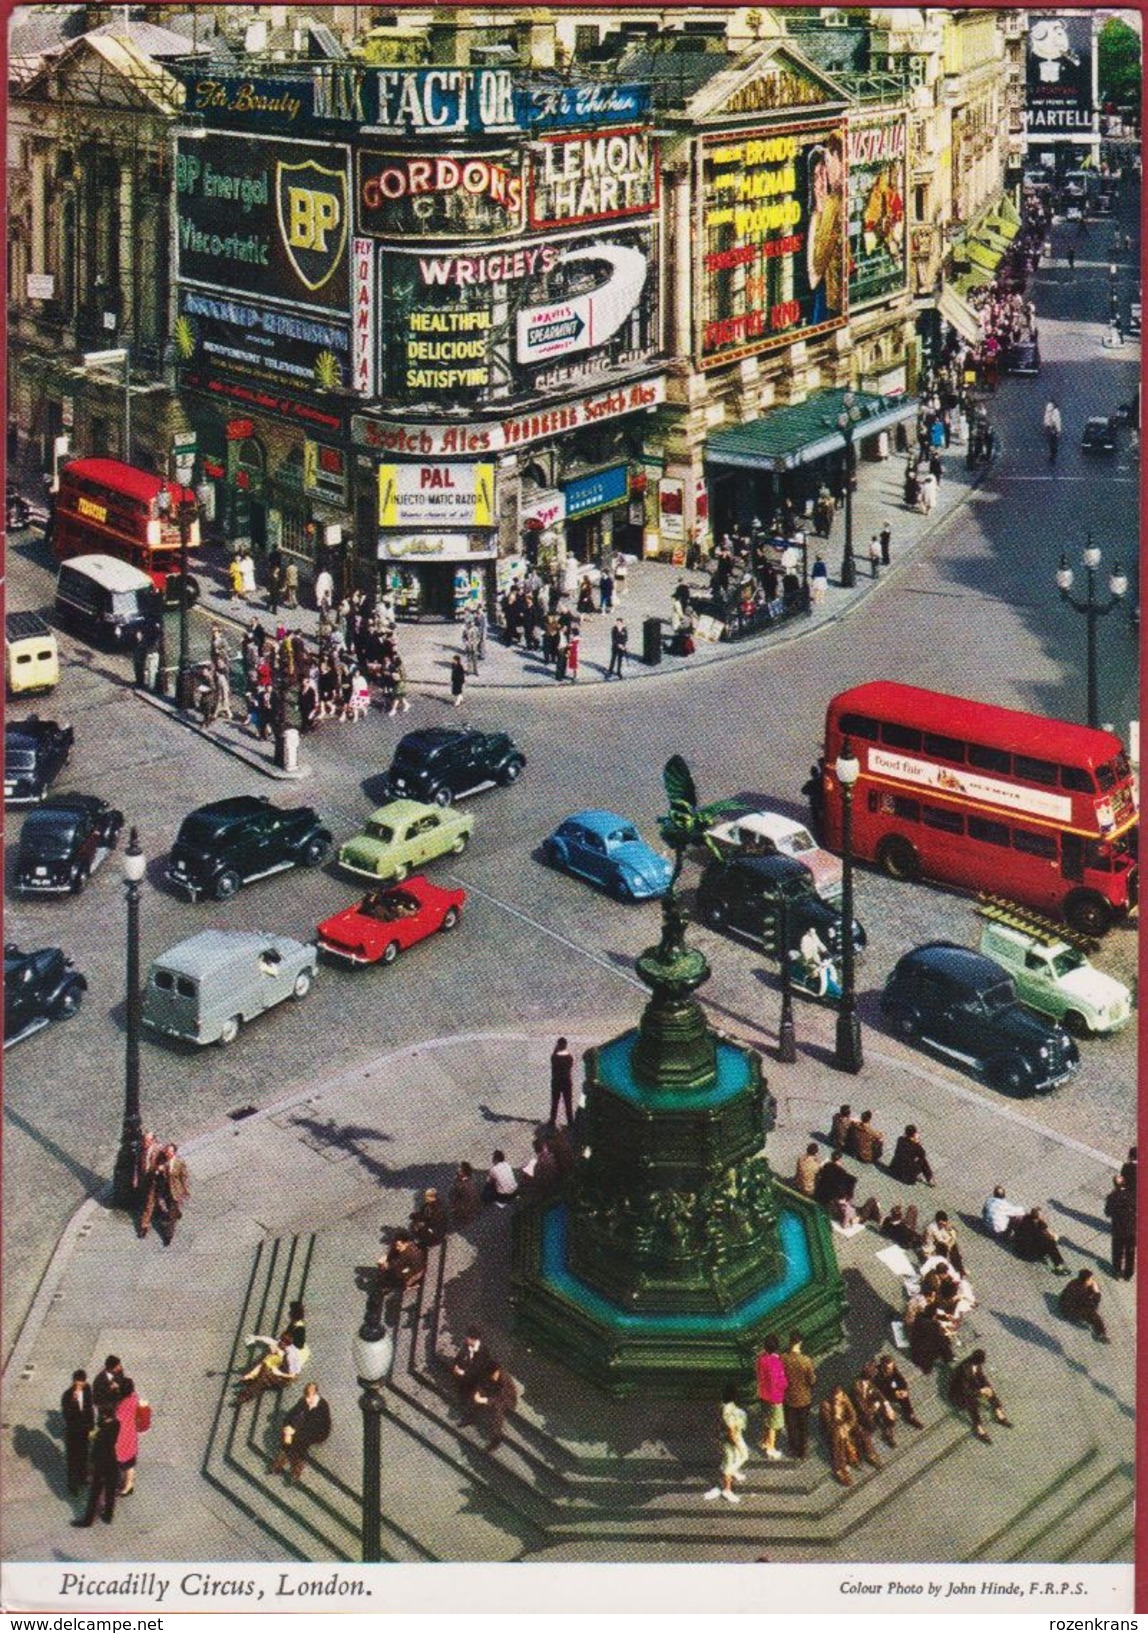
[175,134,350,314]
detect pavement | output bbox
[0,997,1134,1572]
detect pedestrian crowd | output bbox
[63,1355,150,1528]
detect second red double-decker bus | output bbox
[821,681,1138,935]
[50,458,200,604]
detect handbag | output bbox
[136,1399,152,1433]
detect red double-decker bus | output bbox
[821,682,1138,935]
[50,458,200,604]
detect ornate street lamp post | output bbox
[836,393,862,588]
[112,829,146,1208]
[353,1315,393,1563]
[833,743,863,1074]
[776,894,797,1064]
[1056,536,1127,728]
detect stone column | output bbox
[118,161,135,331]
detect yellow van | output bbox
[5,612,59,696]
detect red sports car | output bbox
[315,875,465,966]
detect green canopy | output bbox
[706,386,917,474]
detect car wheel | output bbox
[213,870,241,902]
[452,831,469,855]
[616,877,632,901]
[54,983,84,1019]
[893,1007,921,1041]
[500,758,524,786]
[218,1014,242,1046]
[440,907,460,932]
[292,969,313,1000]
[988,1056,1028,1096]
[302,835,330,868]
[69,867,87,896]
[381,941,400,965]
[545,841,567,870]
[1061,1010,1091,1039]
[1064,891,1112,937]
[431,786,453,808]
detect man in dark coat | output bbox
[780,1331,816,1460]
[813,1151,858,1224]
[948,1349,1012,1441]
[1059,1268,1109,1341]
[92,1356,124,1411]
[369,1231,425,1322]
[61,1369,95,1493]
[874,1355,924,1427]
[549,1037,576,1128]
[1105,1174,1136,1280]
[888,1125,936,1186]
[271,1382,332,1483]
[472,1361,517,1453]
[73,1409,120,1526]
[1011,1207,1069,1272]
[409,1188,449,1251]
[452,1329,496,1417]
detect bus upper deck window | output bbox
[840,712,880,741]
[1060,765,1094,792]
[881,722,921,752]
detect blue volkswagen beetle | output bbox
[543,809,673,900]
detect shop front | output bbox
[375,457,498,619]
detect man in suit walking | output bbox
[271,1382,332,1484]
[452,1329,496,1421]
[61,1369,95,1493]
[781,1331,817,1460]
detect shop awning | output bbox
[965,238,1004,274]
[705,387,918,474]
[954,266,993,300]
[938,285,984,344]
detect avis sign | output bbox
[378,463,496,528]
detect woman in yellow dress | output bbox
[704,1384,750,1503]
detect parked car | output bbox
[976,913,1131,1037]
[1080,415,1117,454]
[4,944,87,1047]
[337,798,472,883]
[881,942,1080,1095]
[705,804,843,901]
[381,726,526,807]
[4,717,74,806]
[166,795,332,901]
[316,875,466,966]
[696,853,866,957]
[6,612,59,697]
[543,809,673,900]
[1004,338,1040,376]
[142,929,316,1047]
[16,794,124,895]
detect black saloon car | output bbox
[695,853,866,958]
[1080,415,1117,454]
[4,944,87,1047]
[881,942,1080,1095]
[4,718,73,805]
[382,727,526,807]
[166,795,333,901]
[16,794,124,894]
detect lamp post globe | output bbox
[112,828,147,1209]
[355,1316,393,1563]
[1056,536,1126,728]
[832,744,864,1075]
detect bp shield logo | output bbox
[276,159,347,293]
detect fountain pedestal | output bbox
[512,898,846,1396]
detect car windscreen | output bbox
[22,820,75,857]
[177,813,229,847]
[609,826,640,845]
[982,979,1016,1011]
[1051,949,1085,977]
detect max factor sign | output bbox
[180,67,519,135]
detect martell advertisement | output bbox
[378,462,496,527]
[699,123,847,368]
[378,223,657,405]
[530,127,658,228]
[175,134,350,314]
[1026,14,1095,136]
[847,116,907,309]
[356,149,526,240]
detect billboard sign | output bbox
[357,149,526,240]
[1026,15,1095,136]
[177,66,519,136]
[175,134,350,314]
[847,116,908,309]
[378,462,496,527]
[379,223,657,405]
[352,238,376,397]
[518,82,651,132]
[563,463,628,519]
[175,289,351,393]
[699,124,847,368]
[530,128,658,228]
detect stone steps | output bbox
[964,1445,1134,1566]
